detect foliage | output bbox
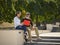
[0,0,60,23]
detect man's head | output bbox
[15,11,21,18]
[26,12,30,18]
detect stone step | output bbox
[31,38,60,43]
[25,37,60,45]
[25,41,60,45]
[24,43,53,45]
[32,38,60,41]
[41,37,60,39]
[41,39,60,41]
[31,32,60,37]
[40,32,60,37]
[25,32,60,45]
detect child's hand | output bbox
[20,23,24,25]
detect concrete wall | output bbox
[0,30,24,45]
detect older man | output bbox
[21,12,39,42]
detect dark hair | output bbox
[15,11,21,16]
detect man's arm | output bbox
[30,20,33,26]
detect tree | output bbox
[0,0,60,24]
